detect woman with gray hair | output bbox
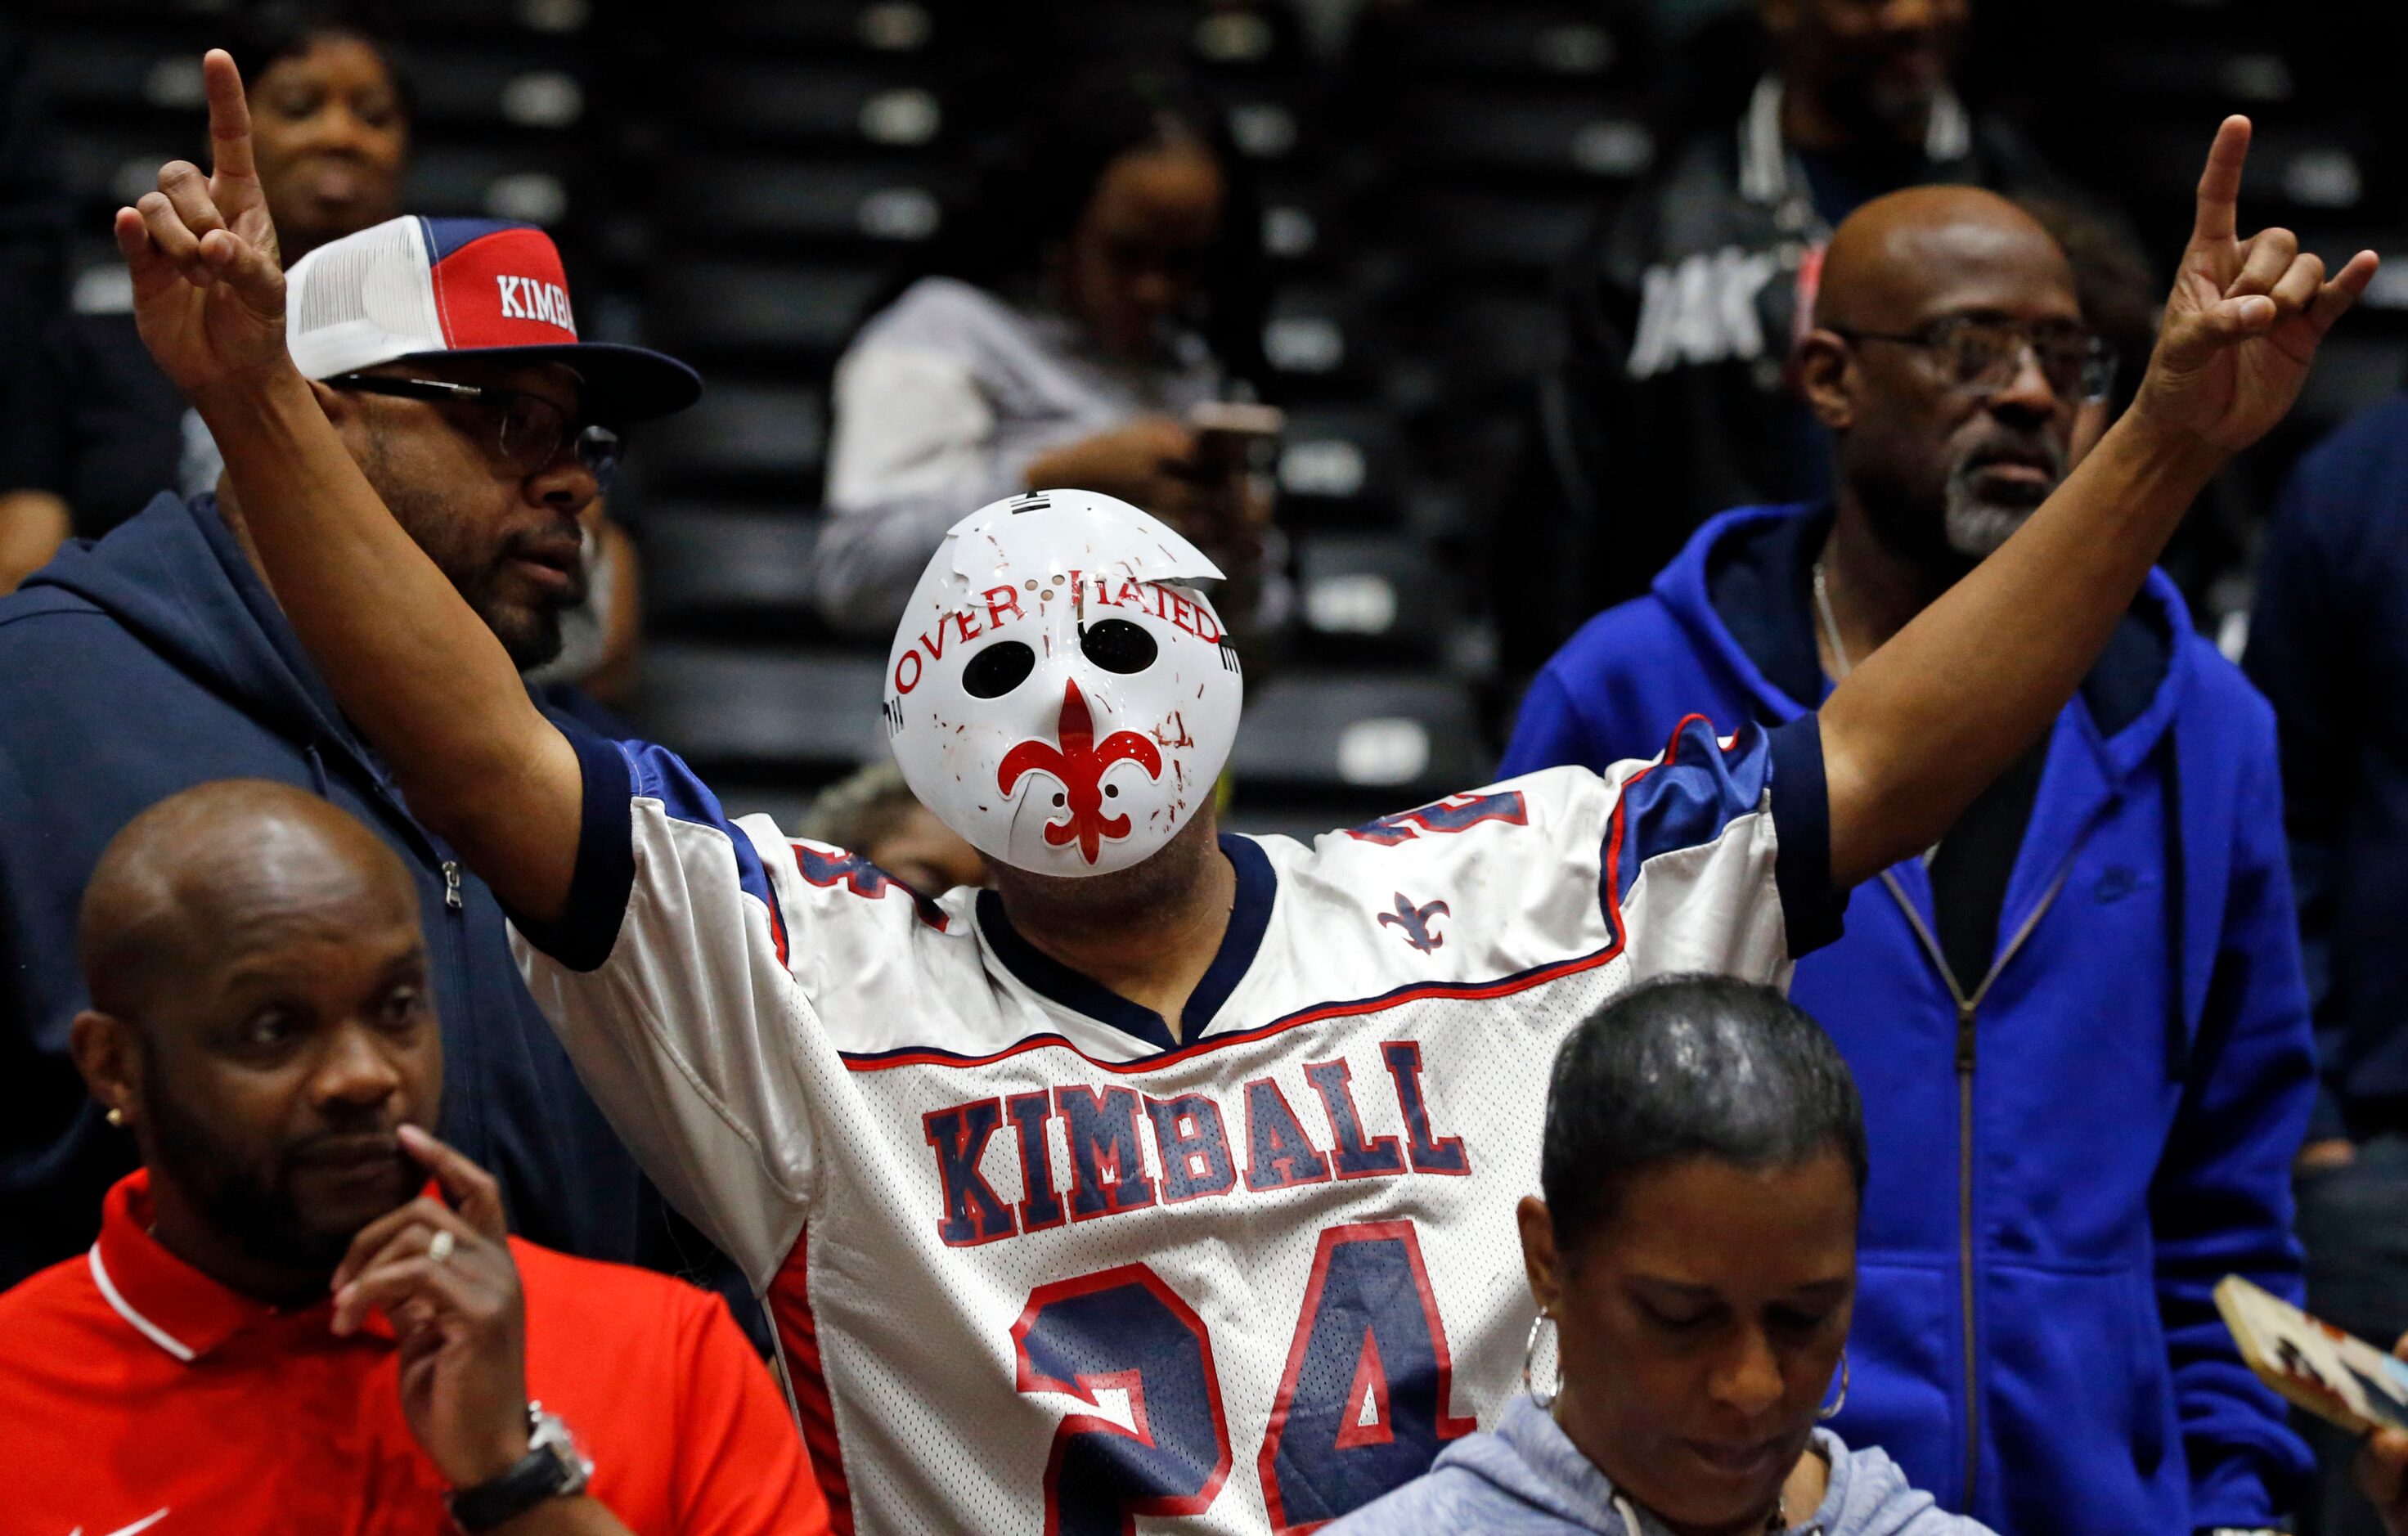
[1332,976,1990,1536]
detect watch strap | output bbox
[447,1408,586,1533]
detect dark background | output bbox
[12,0,2408,835]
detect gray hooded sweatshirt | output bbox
[1328,1396,1998,1536]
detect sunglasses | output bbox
[327,374,623,484]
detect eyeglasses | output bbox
[1829,317,2119,405]
[327,375,623,484]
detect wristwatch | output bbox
[446,1402,591,1533]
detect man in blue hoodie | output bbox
[0,216,730,1299]
[2246,393,2408,1535]
[1503,186,2316,1534]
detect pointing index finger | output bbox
[2192,115,2250,248]
[200,49,258,186]
[399,1124,509,1239]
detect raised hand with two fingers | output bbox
[112,47,288,399]
[2133,115,2379,454]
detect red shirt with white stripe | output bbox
[0,1170,831,1536]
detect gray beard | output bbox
[1941,481,2033,560]
[1941,456,2063,561]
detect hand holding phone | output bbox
[1186,400,1283,479]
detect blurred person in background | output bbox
[0,6,409,583]
[816,67,1277,640]
[0,780,827,1534]
[2245,393,2408,1536]
[0,7,641,702]
[1501,0,2109,671]
[1502,186,2316,1535]
[0,16,69,590]
[1332,975,1991,1536]
[0,207,739,1322]
[797,760,986,900]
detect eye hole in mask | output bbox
[963,640,1037,698]
[1079,618,1158,675]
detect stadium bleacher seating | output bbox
[22,0,2406,837]
[614,0,1505,834]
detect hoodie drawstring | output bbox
[303,740,330,799]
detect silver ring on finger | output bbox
[427,1228,457,1266]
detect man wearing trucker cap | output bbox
[0,214,730,1305]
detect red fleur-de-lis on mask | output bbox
[997,679,1165,864]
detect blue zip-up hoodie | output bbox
[1502,505,2316,1534]
[0,492,706,1288]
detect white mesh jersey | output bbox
[514,712,1836,1536]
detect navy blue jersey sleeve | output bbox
[1769,713,1844,957]
[508,724,637,972]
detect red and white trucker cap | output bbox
[283,216,700,421]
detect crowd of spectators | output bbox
[5,1,2408,1534]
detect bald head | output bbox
[1817,186,2074,334]
[71,781,441,1295]
[79,779,419,1025]
[1797,185,2095,575]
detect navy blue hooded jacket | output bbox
[2246,393,2408,1143]
[1503,505,2315,1534]
[0,491,708,1289]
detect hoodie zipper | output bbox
[1880,850,2076,1510]
[443,860,463,910]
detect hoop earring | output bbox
[1818,1349,1849,1421]
[1522,1313,1562,1410]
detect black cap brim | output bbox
[396,340,702,423]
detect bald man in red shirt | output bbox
[0,779,829,1536]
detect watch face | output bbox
[529,1411,591,1497]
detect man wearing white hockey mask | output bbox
[884,487,1240,880]
[139,60,2368,1535]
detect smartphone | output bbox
[1188,400,1284,477]
[2217,1274,2408,1435]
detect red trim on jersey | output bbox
[842,717,1754,1076]
[768,1232,851,1535]
[1258,1220,1475,1533]
[767,887,791,968]
[1332,1328,1395,1450]
[838,945,1622,1075]
[836,728,1759,1076]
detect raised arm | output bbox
[115,52,580,921]
[1818,117,2375,887]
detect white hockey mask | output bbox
[884,489,1242,878]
